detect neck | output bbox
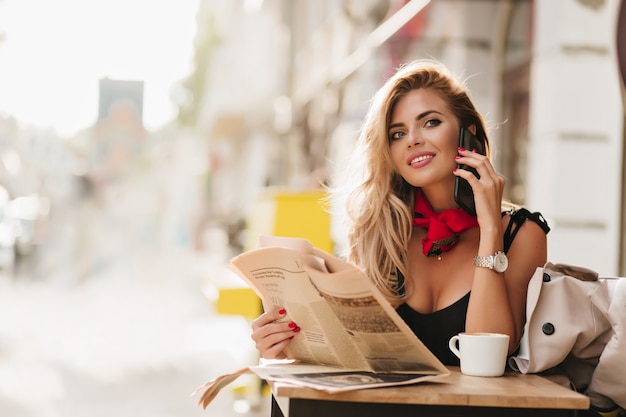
[420,186,459,212]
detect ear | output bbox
[468,124,477,136]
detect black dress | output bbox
[396,208,550,366]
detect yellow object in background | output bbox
[246,188,333,253]
[272,190,333,253]
[215,287,262,318]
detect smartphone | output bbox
[454,127,485,216]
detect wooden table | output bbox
[270,367,590,417]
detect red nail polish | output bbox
[293,327,301,333]
[278,309,286,315]
[455,155,461,160]
[452,168,457,173]
[288,322,296,328]
[458,147,465,152]
[472,148,477,153]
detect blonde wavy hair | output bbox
[338,59,491,302]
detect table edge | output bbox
[272,368,590,410]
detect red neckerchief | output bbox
[412,191,479,257]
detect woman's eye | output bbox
[425,119,442,127]
[389,131,406,141]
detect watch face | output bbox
[494,252,509,273]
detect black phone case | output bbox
[454,127,485,216]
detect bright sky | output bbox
[0,0,199,136]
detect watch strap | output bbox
[473,254,495,269]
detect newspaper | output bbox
[230,236,449,393]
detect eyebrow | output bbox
[388,109,444,130]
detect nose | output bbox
[407,131,421,147]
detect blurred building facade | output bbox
[188,0,624,275]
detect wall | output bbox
[527,0,623,274]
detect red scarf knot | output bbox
[412,191,479,257]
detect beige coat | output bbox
[509,262,626,409]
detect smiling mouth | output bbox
[410,155,434,165]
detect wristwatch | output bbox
[473,251,508,273]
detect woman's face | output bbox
[388,88,460,190]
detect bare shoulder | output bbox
[504,215,548,249]
[501,210,548,283]
[501,207,549,248]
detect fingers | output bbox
[251,308,286,330]
[456,148,498,180]
[455,148,504,191]
[251,308,301,359]
[257,335,292,360]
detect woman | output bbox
[251,59,549,366]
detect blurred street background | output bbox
[0,0,625,416]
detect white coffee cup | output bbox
[448,332,510,377]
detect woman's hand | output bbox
[250,308,300,359]
[454,148,505,228]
